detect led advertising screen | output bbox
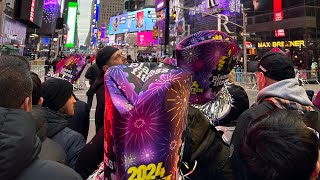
[110,8,156,34]
[66,2,78,48]
[155,0,166,11]
[14,0,45,28]
[137,31,157,46]
[37,0,60,35]
[109,13,128,34]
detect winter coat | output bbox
[75,127,104,179]
[85,63,100,86]
[230,78,315,180]
[181,106,234,180]
[42,107,86,169]
[31,106,66,164]
[90,75,105,131]
[69,99,90,140]
[0,107,83,180]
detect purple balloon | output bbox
[104,63,192,179]
[176,30,240,104]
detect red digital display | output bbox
[274,0,284,37]
[30,0,36,22]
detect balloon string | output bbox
[181,161,198,179]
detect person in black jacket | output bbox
[0,55,82,180]
[230,52,317,180]
[181,106,234,180]
[90,46,127,132]
[41,79,86,169]
[30,72,66,164]
[68,95,90,140]
[85,63,100,109]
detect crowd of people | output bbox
[1,30,320,180]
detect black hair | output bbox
[30,72,41,105]
[9,55,31,70]
[241,109,319,180]
[0,56,32,109]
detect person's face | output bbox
[59,95,76,117]
[256,71,266,91]
[103,50,127,71]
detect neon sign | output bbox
[30,0,36,22]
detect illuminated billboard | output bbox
[66,2,78,48]
[37,0,60,35]
[109,8,156,34]
[14,0,45,28]
[137,31,157,46]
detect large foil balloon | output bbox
[104,62,192,180]
[55,54,87,84]
[176,30,240,104]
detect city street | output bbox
[75,64,320,142]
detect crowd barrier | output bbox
[297,70,320,84]
[233,70,320,88]
[30,65,50,82]
[233,71,258,90]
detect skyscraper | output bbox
[89,0,124,46]
[124,0,155,11]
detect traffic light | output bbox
[172,10,177,21]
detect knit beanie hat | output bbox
[41,79,73,111]
[96,46,119,70]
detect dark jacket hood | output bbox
[0,107,41,180]
[42,107,68,138]
[31,106,48,142]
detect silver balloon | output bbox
[191,83,234,126]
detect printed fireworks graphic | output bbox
[181,46,201,64]
[113,100,169,152]
[105,62,192,178]
[144,72,183,98]
[165,80,190,129]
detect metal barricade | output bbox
[298,70,319,84]
[234,71,258,90]
[30,65,51,82]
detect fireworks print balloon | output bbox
[176,30,240,104]
[104,62,192,180]
[55,54,87,84]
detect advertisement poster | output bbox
[109,13,128,34]
[137,32,157,46]
[136,11,144,29]
[158,19,167,45]
[126,8,156,33]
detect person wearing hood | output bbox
[230,52,317,180]
[0,55,82,180]
[30,72,66,164]
[41,78,86,169]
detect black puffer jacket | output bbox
[42,108,86,169]
[31,106,66,164]
[181,106,234,180]
[90,75,105,131]
[0,107,82,180]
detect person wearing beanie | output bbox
[41,78,86,169]
[87,46,127,132]
[230,51,318,180]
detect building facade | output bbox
[242,0,320,71]
[89,0,124,47]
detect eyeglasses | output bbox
[307,126,319,139]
